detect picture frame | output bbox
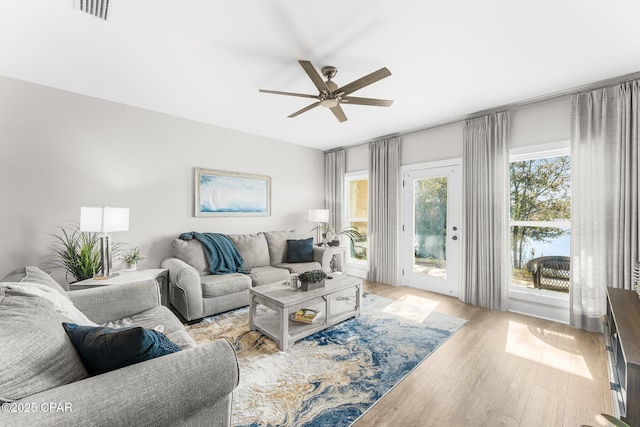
[195,168,271,217]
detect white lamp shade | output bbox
[80,206,129,233]
[79,207,103,232]
[308,209,329,223]
[103,207,129,232]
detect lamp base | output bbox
[92,272,120,280]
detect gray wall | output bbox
[346,94,572,171]
[0,76,325,284]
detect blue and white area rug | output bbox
[186,293,467,427]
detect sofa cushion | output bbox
[264,230,301,265]
[201,273,252,298]
[273,262,322,275]
[228,233,270,268]
[172,238,209,276]
[0,289,89,401]
[1,265,70,300]
[100,306,197,350]
[102,305,184,335]
[247,266,290,286]
[165,330,198,350]
[63,323,181,376]
[287,238,314,263]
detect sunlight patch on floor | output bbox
[505,320,593,380]
[381,295,440,323]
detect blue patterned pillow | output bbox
[62,323,181,376]
[287,238,314,263]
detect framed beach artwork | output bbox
[195,168,271,217]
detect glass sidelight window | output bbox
[345,173,368,262]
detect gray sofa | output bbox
[161,230,334,321]
[0,266,239,427]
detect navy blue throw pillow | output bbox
[62,323,181,376]
[287,238,314,263]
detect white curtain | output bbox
[324,149,345,233]
[571,80,640,332]
[368,138,400,285]
[461,112,510,310]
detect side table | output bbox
[69,268,170,307]
[324,246,347,273]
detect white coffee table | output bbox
[249,275,362,351]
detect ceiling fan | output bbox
[259,60,393,123]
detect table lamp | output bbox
[80,206,129,279]
[308,209,329,246]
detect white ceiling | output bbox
[2,1,640,151]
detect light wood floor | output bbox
[353,281,612,427]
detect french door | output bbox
[401,164,461,296]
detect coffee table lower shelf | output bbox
[249,277,362,351]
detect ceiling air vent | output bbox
[77,0,110,20]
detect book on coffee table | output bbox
[291,308,320,324]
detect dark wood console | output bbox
[604,287,640,425]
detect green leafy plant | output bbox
[47,222,123,282]
[310,224,363,245]
[122,247,146,265]
[298,269,328,284]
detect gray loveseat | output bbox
[0,266,239,427]
[161,230,334,321]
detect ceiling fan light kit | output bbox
[260,60,393,123]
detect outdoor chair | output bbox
[525,256,570,292]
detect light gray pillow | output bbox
[171,238,208,276]
[228,233,270,268]
[0,289,89,402]
[1,266,70,300]
[264,230,299,265]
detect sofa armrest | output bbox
[313,246,334,273]
[160,257,204,321]
[68,279,161,324]
[8,339,239,427]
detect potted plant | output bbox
[47,222,122,282]
[122,247,146,271]
[309,224,363,247]
[298,269,328,291]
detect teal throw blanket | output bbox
[179,232,249,275]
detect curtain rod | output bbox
[325,69,640,153]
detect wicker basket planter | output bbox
[301,279,325,292]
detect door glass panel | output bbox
[413,177,448,278]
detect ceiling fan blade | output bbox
[342,96,393,107]
[330,105,348,123]
[259,89,318,99]
[299,60,330,93]
[336,67,391,96]
[288,102,320,118]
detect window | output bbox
[345,172,368,262]
[509,147,570,294]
